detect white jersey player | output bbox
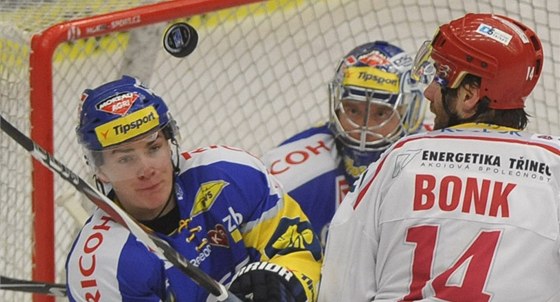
[319,13,560,301]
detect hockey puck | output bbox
[163,22,198,58]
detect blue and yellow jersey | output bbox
[262,123,348,247]
[262,122,433,248]
[66,145,322,301]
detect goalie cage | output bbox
[0,0,558,301]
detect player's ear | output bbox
[461,83,480,114]
[95,169,111,183]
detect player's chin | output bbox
[137,182,170,198]
[432,117,446,130]
[138,193,170,211]
[429,105,435,114]
[147,191,168,203]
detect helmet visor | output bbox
[412,39,467,88]
[86,130,173,183]
[411,40,437,84]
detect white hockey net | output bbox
[1,0,559,301]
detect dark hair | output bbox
[443,74,529,130]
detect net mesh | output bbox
[1,0,559,301]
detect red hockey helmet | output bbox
[412,13,543,109]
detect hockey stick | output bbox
[56,189,90,226]
[0,275,66,297]
[0,115,241,302]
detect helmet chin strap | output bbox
[151,179,176,220]
[170,137,181,174]
[94,177,107,195]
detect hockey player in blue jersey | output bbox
[262,41,430,246]
[66,75,322,302]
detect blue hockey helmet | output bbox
[76,75,178,153]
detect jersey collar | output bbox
[449,122,520,132]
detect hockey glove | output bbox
[229,262,307,302]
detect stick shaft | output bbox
[0,276,67,297]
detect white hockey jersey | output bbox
[319,123,560,302]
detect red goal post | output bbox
[1,1,559,302]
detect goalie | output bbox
[262,41,430,247]
[66,75,322,302]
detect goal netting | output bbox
[1,0,558,301]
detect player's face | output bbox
[337,99,401,142]
[423,81,451,130]
[424,80,478,130]
[96,131,175,220]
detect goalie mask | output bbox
[76,75,180,181]
[329,41,426,182]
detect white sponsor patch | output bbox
[476,23,513,46]
[493,15,529,44]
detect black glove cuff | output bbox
[229,262,307,302]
